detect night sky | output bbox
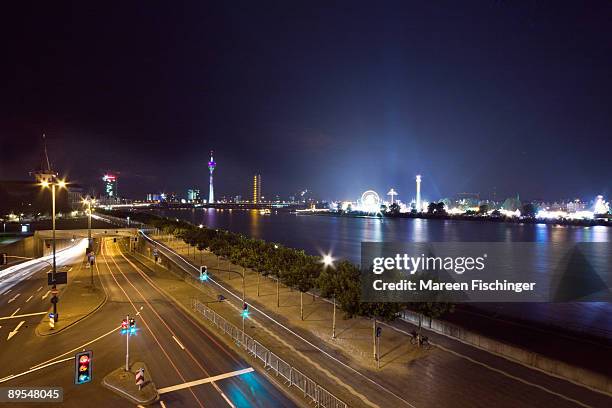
[1,1,611,202]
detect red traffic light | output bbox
[75,350,93,384]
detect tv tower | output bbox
[208,150,216,204]
[416,174,422,212]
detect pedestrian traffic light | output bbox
[376,327,382,337]
[75,350,93,384]
[0,253,6,265]
[129,317,136,333]
[241,302,249,319]
[199,266,208,281]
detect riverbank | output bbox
[302,210,611,227]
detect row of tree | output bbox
[107,211,406,321]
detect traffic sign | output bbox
[48,272,67,285]
[135,367,145,390]
[51,288,59,295]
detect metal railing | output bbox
[192,298,348,408]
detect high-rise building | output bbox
[415,175,421,212]
[208,150,216,204]
[103,174,118,198]
[253,174,261,203]
[187,188,200,201]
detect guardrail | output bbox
[191,298,348,408]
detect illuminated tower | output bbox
[103,174,118,198]
[253,174,261,203]
[416,174,422,212]
[387,188,398,205]
[208,151,216,204]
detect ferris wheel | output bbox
[360,190,381,213]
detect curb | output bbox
[34,289,108,336]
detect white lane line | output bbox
[2,289,12,295]
[7,293,20,303]
[160,401,167,408]
[0,357,74,384]
[171,335,185,350]
[158,367,254,394]
[7,321,25,341]
[37,287,43,292]
[0,311,47,321]
[25,295,33,303]
[41,290,50,300]
[10,308,20,317]
[30,325,122,369]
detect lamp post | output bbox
[322,253,336,339]
[82,196,95,285]
[40,176,67,321]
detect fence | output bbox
[192,298,348,408]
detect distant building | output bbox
[146,193,161,201]
[253,174,262,203]
[102,174,118,198]
[234,195,242,203]
[208,150,216,204]
[187,188,200,201]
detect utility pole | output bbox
[332,294,336,339]
[125,314,130,371]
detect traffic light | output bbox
[0,253,6,265]
[199,266,208,281]
[241,302,249,319]
[74,350,93,384]
[129,317,136,333]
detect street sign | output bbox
[48,272,67,285]
[49,313,55,329]
[135,368,145,390]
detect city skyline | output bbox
[2,2,611,201]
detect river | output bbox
[155,208,612,339]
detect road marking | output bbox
[37,286,43,292]
[172,336,185,350]
[2,289,12,295]
[41,290,50,300]
[25,295,33,303]
[158,367,254,394]
[7,321,25,340]
[160,401,167,408]
[0,357,74,384]
[30,325,121,369]
[10,308,20,317]
[7,293,20,303]
[0,311,47,321]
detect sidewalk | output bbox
[36,255,107,336]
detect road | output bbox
[146,232,612,408]
[0,237,297,407]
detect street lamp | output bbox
[82,196,96,285]
[40,175,68,321]
[321,253,336,338]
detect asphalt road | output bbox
[0,237,297,407]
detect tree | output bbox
[478,204,489,215]
[522,203,536,218]
[387,203,400,216]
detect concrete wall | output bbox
[401,310,612,395]
[0,235,41,259]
